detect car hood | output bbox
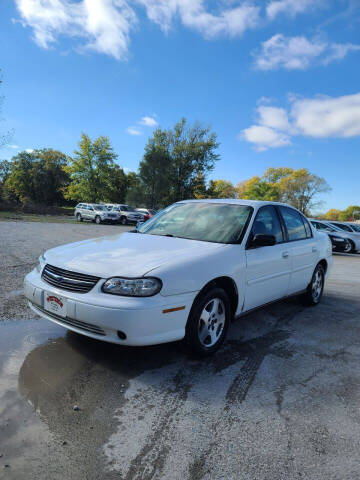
[44,232,225,278]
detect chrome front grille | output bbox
[33,304,105,336]
[42,264,100,293]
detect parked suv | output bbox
[106,204,144,225]
[74,203,119,224]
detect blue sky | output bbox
[1,0,360,212]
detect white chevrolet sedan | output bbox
[24,200,332,355]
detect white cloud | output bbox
[138,0,260,38]
[266,0,318,20]
[126,126,142,135]
[14,0,137,60]
[292,93,360,138]
[8,144,20,149]
[257,105,291,131]
[25,148,34,153]
[241,92,360,150]
[254,34,360,71]
[139,116,158,127]
[241,125,291,151]
[14,0,260,59]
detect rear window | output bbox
[279,206,307,241]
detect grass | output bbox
[0,211,78,223]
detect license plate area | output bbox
[44,291,67,318]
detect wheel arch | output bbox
[191,276,239,318]
[318,258,328,274]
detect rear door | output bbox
[244,205,291,311]
[278,206,318,295]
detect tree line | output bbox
[0,117,334,216]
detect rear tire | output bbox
[184,287,231,356]
[95,215,101,225]
[76,213,83,222]
[344,239,356,253]
[303,264,325,306]
[120,216,127,225]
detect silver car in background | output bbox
[74,203,120,224]
[309,219,360,253]
[328,220,360,234]
[106,204,144,225]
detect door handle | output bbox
[282,251,290,258]
[312,247,318,252]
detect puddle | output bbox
[0,301,303,479]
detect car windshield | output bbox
[313,222,333,232]
[121,206,135,212]
[351,224,360,232]
[138,202,253,244]
[94,205,107,211]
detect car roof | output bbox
[177,199,298,209]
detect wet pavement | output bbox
[1,221,360,479]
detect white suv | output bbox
[74,203,119,224]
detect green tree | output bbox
[64,133,127,203]
[207,179,237,198]
[324,208,342,221]
[338,205,360,221]
[130,118,219,208]
[237,167,330,215]
[0,159,12,201]
[236,176,279,201]
[277,168,330,215]
[5,149,70,204]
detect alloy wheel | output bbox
[198,298,225,347]
[312,269,323,302]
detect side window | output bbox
[311,221,319,230]
[251,206,284,243]
[302,216,312,238]
[331,223,352,232]
[279,207,307,241]
[88,206,94,211]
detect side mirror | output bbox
[250,234,276,248]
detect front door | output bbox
[244,205,291,312]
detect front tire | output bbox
[120,216,127,225]
[303,264,325,306]
[76,213,83,222]
[184,287,231,356]
[95,215,102,225]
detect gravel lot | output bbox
[1,221,360,480]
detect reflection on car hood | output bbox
[44,232,225,278]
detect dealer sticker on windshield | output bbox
[44,292,67,318]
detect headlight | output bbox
[102,277,162,297]
[36,253,46,272]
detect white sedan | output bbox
[24,200,332,355]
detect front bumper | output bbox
[24,268,195,346]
